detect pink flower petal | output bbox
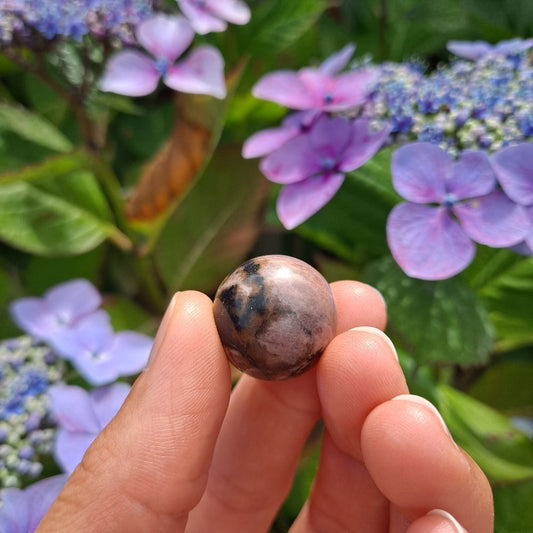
[391,143,451,203]
[177,0,228,34]
[340,119,390,172]
[309,115,352,155]
[136,14,194,63]
[453,190,529,247]
[277,173,345,229]
[320,43,356,75]
[387,203,475,280]
[491,143,533,206]
[242,124,300,158]
[208,0,251,25]
[100,50,160,97]
[252,71,316,109]
[164,45,226,98]
[447,150,496,200]
[260,135,319,184]
[325,69,378,111]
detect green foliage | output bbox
[364,256,494,365]
[154,146,269,294]
[0,153,123,255]
[438,385,533,484]
[493,481,533,533]
[104,296,156,334]
[0,102,73,152]
[469,360,533,416]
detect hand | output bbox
[37,282,493,532]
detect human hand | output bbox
[37,282,493,532]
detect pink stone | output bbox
[213,255,337,380]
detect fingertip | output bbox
[330,280,387,333]
[407,510,468,533]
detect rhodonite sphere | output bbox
[213,255,337,380]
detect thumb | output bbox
[38,291,231,532]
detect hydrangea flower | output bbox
[0,337,65,488]
[100,14,226,98]
[9,279,101,344]
[0,474,68,531]
[48,383,129,473]
[252,52,376,112]
[242,45,356,159]
[260,115,390,229]
[177,0,250,35]
[491,142,533,252]
[447,38,533,61]
[51,311,152,386]
[386,142,528,280]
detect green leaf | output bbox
[154,145,269,294]
[0,102,73,152]
[104,296,156,334]
[235,0,327,57]
[296,149,399,264]
[479,256,533,351]
[493,481,533,533]
[0,159,124,255]
[0,264,22,339]
[363,256,494,365]
[24,73,69,125]
[469,360,533,416]
[438,385,533,484]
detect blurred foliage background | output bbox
[0,0,532,530]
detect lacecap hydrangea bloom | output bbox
[244,45,389,229]
[0,337,65,488]
[446,38,533,61]
[10,279,153,386]
[100,14,226,98]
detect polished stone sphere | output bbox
[213,255,337,380]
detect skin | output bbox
[37,281,493,532]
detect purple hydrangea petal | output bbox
[495,38,533,55]
[208,0,251,25]
[54,427,96,473]
[446,40,493,60]
[51,310,113,359]
[391,142,451,203]
[177,0,228,34]
[447,150,497,200]
[277,173,345,230]
[325,69,378,111]
[0,488,29,531]
[242,124,300,159]
[490,143,533,206]
[453,190,529,247]
[9,298,57,340]
[90,383,130,429]
[340,119,391,172]
[69,350,122,387]
[252,71,316,109]
[260,135,319,184]
[27,474,69,530]
[320,43,356,75]
[387,203,475,280]
[45,279,101,325]
[309,114,352,156]
[100,50,160,97]
[164,45,226,99]
[136,15,194,63]
[48,384,100,433]
[512,241,533,256]
[525,206,533,250]
[107,332,153,376]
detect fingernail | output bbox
[392,394,454,441]
[146,293,178,370]
[427,509,468,533]
[349,326,399,361]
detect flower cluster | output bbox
[0,0,154,43]
[244,45,390,229]
[10,279,153,386]
[386,142,531,280]
[361,47,533,156]
[0,337,65,488]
